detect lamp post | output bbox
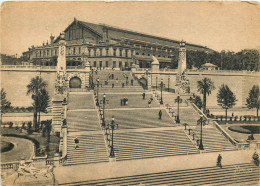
[156,76,158,89]
[102,94,106,127]
[106,116,118,158]
[198,115,204,150]
[99,93,109,127]
[175,95,182,123]
[160,79,164,105]
[91,68,94,89]
[168,76,170,92]
[96,78,100,106]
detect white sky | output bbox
[1,1,260,56]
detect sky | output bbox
[1,1,260,56]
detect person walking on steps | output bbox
[131,79,134,86]
[217,154,222,168]
[142,92,146,99]
[148,100,151,108]
[74,137,79,149]
[159,110,162,120]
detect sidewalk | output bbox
[54,149,259,184]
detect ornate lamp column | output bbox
[198,115,205,150]
[106,116,118,158]
[175,94,182,123]
[160,79,164,105]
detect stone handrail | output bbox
[190,102,208,120]
[60,126,68,164]
[212,121,238,146]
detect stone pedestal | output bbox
[32,155,47,169]
[109,157,116,162]
[151,56,159,72]
[52,95,66,133]
[247,140,257,150]
[53,153,60,167]
[131,63,137,72]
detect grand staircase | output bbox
[59,163,260,185]
[93,70,144,92]
[113,130,199,161]
[65,134,108,165]
[193,127,237,153]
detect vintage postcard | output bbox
[1,1,260,185]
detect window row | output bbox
[92,61,133,68]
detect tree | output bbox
[27,76,47,131]
[1,88,11,117]
[194,95,203,110]
[43,120,52,143]
[217,84,237,122]
[246,85,260,118]
[37,89,50,127]
[197,78,215,114]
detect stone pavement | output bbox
[54,149,259,185]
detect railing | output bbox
[46,159,54,165]
[67,66,85,69]
[0,65,57,70]
[1,160,32,170]
[237,142,250,150]
[186,69,259,75]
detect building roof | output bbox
[60,18,212,51]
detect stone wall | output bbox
[1,71,56,107]
[138,70,259,108]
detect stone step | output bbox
[59,163,259,186]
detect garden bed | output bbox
[1,128,59,158]
[228,125,260,134]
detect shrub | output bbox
[9,122,13,128]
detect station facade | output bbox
[23,18,213,69]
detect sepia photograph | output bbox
[0,1,260,185]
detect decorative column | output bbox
[84,60,91,88]
[177,41,186,76]
[52,32,67,134]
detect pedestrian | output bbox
[217,154,222,168]
[125,96,128,105]
[111,74,114,79]
[148,100,151,108]
[74,137,79,149]
[150,96,153,102]
[123,97,126,106]
[131,79,134,86]
[159,110,162,120]
[122,82,124,88]
[142,92,146,99]
[112,83,114,88]
[252,152,259,166]
[95,69,98,74]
